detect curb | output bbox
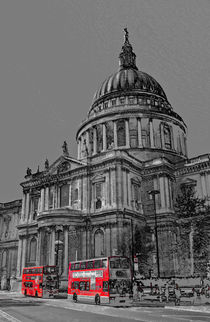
[165,305,210,313]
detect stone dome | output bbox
[92,68,167,104]
[92,28,167,107]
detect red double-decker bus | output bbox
[22,265,59,298]
[68,256,133,306]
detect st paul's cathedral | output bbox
[1,30,210,290]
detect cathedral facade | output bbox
[1,31,210,289]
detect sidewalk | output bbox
[165,305,210,314]
[1,290,210,314]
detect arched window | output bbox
[29,238,37,263]
[117,119,126,147]
[132,183,141,210]
[95,183,102,210]
[106,121,114,150]
[163,124,172,149]
[89,129,94,155]
[71,181,79,206]
[49,186,54,209]
[94,230,104,257]
[96,124,103,153]
[60,184,69,207]
[1,250,7,269]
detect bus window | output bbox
[110,258,120,269]
[102,259,107,268]
[73,282,79,289]
[121,258,129,269]
[94,260,101,268]
[103,281,108,292]
[79,281,86,291]
[86,281,90,291]
[87,261,94,269]
[80,262,86,269]
[74,262,80,270]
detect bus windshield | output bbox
[109,279,132,295]
[43,266,58,274]
[109,257,130,269]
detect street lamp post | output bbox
[55,227,63,289]
[148,190,160,278]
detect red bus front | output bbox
[22,265,59,298]
[68,256,132,306]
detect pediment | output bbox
[92,173,105,183]
[180,177,197,186]
[45,155,84,176]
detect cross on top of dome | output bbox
[119,28,138,70]
[124,27,129,43]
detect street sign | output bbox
[134,257,138,263]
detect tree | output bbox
[175,184,209,276]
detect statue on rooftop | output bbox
[26,167,32,176]
[45,158,49,170]
[62,140,69,156]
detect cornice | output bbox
[76,104,186,139]
[175,160,210,177]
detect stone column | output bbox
[45,186,49,211]
[21,193,26,222]
[105,225,111,256]
[201,174,207,198]
[111,224,118,256]
[63,227,69,277]
[54,186,57,208]
[25,193,30,222]
[113,121,117,148]
[86,131,90,156]
[16,239,23,278]
[57,186,60,208]
[149,119,154,148]
[21,238,27,272]
[111,166,116,207]
[40,188,45,212]
[125,119,130,148]
[36,229,42,266]
[93,127,97,155]
[77,138,81,159]
[50,227,55,265]
[207,173,210,198]
[160,123,164,149]
[137,118,142,147]
[159,176,166,210]
[102,124,107,151]
[165,177,170,209]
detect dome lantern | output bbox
[119,28,138,70]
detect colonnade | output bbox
[78,117,187,159]
[200,172,210,201]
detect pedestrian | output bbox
[192,288,197,304]
[165,283,169,303]
[138,285,144,302]
[174,285,181,306]
[205,284,210,297]
[150,282,153,295]
[133,282,138,301]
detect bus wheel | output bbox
[73,293,77,303]
[95,294,100,305]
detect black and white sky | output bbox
[0,0,210,201]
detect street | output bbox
[0,293,210,322]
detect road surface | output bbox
[0,292,210,322]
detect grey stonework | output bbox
[1,31,210,290]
